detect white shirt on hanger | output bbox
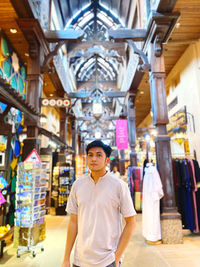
[142,163,164,242]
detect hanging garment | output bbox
[192,160,200,228]
[142,163,164,242]
[187,160,199,232]
[127,167,143,211]
[134,192,141,211]
[184,160,194,232]
[172,159,196,232]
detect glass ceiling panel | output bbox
[66,1,123,87]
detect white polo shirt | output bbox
[66,172,136,267]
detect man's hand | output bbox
[61,214,78,267]
[115,253,120,267]
[61,260,70,267]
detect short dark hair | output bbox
[86,140,112,157]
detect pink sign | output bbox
[0,192,6,205]
[116,120,128,149]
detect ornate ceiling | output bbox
[56,0,135,145]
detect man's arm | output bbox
[115,216,136,267]
[61,213,78,267]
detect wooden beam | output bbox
[143,12,180,55]
[44,30,84,43]
[156,0,178,13]
[82,102,112,110]
[108,29,147,42]
[77,81,117,90]
[68,42,126,57]
[0,82,39,121]
[79,129,114,133]
[17,18,50,56]
[10,0,34,18]
[68,91,127,99]
[85,137,112,141]
[76,116,127,121]
[166,39,197,45]
[104,91,127,98]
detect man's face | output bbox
[113,166,117,172]
[87,147,109,172]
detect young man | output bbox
[61,140,136,267]
[111,166,121,179]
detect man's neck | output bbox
[91,169,107,183]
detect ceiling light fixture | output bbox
[95,130,101,139]
[10,28,17,34]
[93,97,103,118]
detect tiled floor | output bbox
[1,214,200,267]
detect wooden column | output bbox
[22,43,43,160]
[71,119,77,179]
[60,111,68,152]
[79,135,85,155]
[148,43,182,244]
[57,110,68,162]
[127,94,137,166]
[119,150,125,175]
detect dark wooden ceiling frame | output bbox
[38,127,74,153]
[17,18,84,98]
[79,129,115,133]
[143,11,180,56]
[76,115,127,121]
[42,29,85,73]
[108,28,151,106]
[0,78,39,121]
[68,91,127,99]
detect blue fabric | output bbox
[184,160,194,232]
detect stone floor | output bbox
[1,214,200,267]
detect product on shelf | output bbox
[0,224,10,238]
[52,165,74,215]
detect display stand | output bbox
[15,161,46,257]
[40,147,53,214]
[52,164,74,215]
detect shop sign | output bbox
[167,106,187,136]
[116,120,128,150]
[41,98,71,108]
[24,149,41,163]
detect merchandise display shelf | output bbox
[15,162,46,257]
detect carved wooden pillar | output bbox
[127,94,137,166]
[71,118,77,179]
[79,135,85,155]
[60,111,68,152]
[56,110,68,163]
[119,150,125,175]
[148,43,182,243]
[22,42,43,160]
[60,114,68,144]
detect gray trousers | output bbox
[73,261,120,267]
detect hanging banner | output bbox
[116,120,128,150]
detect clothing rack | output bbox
[171,153,195,159]
[172,158,200,233]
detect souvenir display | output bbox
[14,162,46,257]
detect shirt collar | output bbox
[88,171,110,183]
